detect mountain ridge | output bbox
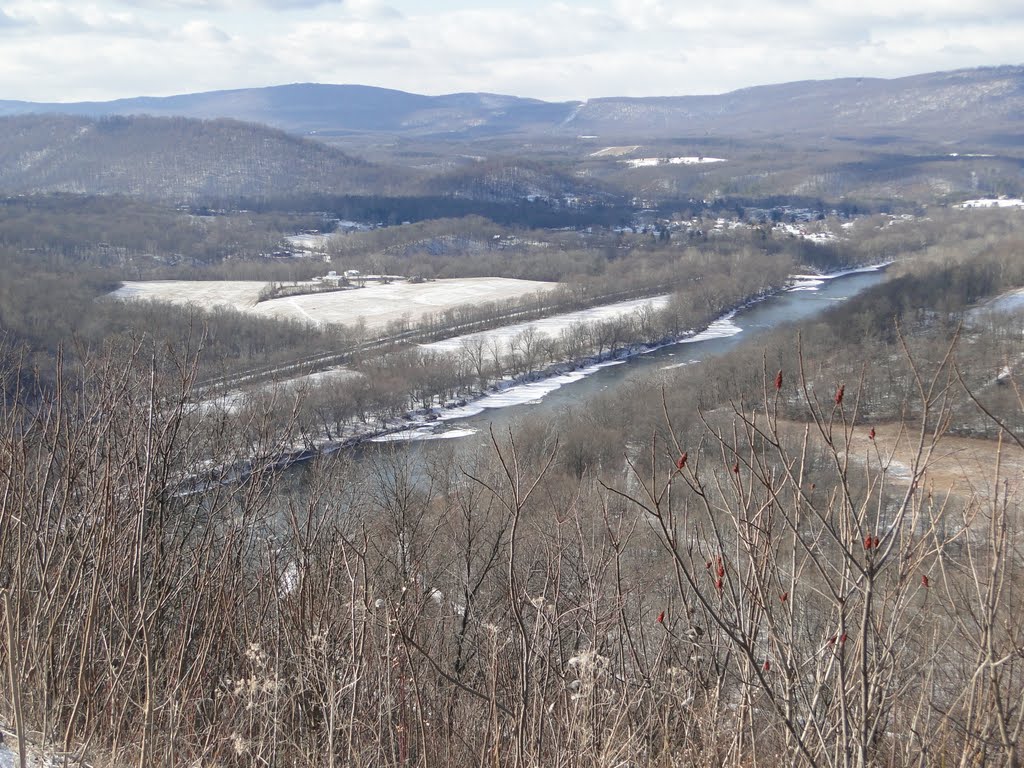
[1,65,1021,142]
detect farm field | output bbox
[111,280,267,311]
[111,277,557,329]
[420,294,672,356]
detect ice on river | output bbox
[370,427,480,443]
[435,360,627,422]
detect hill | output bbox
[0,84,571,138]
[2,66,1022,144]
[0,114,389,201]
[565,66,1024,145]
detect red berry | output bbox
[868,427,876,440]
[779,592,788,603]
[834,384,845,405]
[864,535,873,550]
[676,452,688,469]
[921,574,929,588]
[774,370,783,390]
[763,660,771,672]
[732,461,740,474]
[873,536,880,549]
[839,633,848,645]
[656,610,665,623]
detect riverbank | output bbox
[176,261,891,494]
[284,261,892,451]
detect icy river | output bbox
[359,264,889,457]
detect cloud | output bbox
[180,19,230,43]
[111,0,344,8]
[343,0,402,19]
[3,2,163,37]
[0,0,1021,102]
[0,8,29,28]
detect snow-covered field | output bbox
[589,145,640,157]
[111,280,266,310]
[958,198,1024,209]
[966,287,1024,320]
[420,294,672,356]
[112,278,556,330]
[624,156,726,168]
[285,232,334,250]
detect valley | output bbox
[1,63,1023,768]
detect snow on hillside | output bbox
[589,145,640,157]
[958,198,1024,208]
[284,233,334,250]
[966,286,1024,318]
[623,156,726,168]
[774,221,842,244]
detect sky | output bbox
[0,0,1021,103]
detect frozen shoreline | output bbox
[195,261,891,471]
[350,262,891,444]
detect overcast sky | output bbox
[1,0,1021,103]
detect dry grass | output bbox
[777,419,1024,504]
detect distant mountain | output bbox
[0,114,387,201]
[0,84,572,138]
[565,66,1024,144]
[1,66,1022,143]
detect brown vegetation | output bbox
[1,283,1022,767]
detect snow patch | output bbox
[285,233,333,250]
[436,360,627,422]
[787,262,890,293]
[623,156,726,168]
[966,287,1024,320]
[958,198,1024,209]
[678,311,742,344]
[589,145,640,157]
[661,358,700,371]
[370,426,480,443]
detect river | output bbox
[360,265,888,459]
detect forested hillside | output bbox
[4,66,1023,144]
[0,114,395,201]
